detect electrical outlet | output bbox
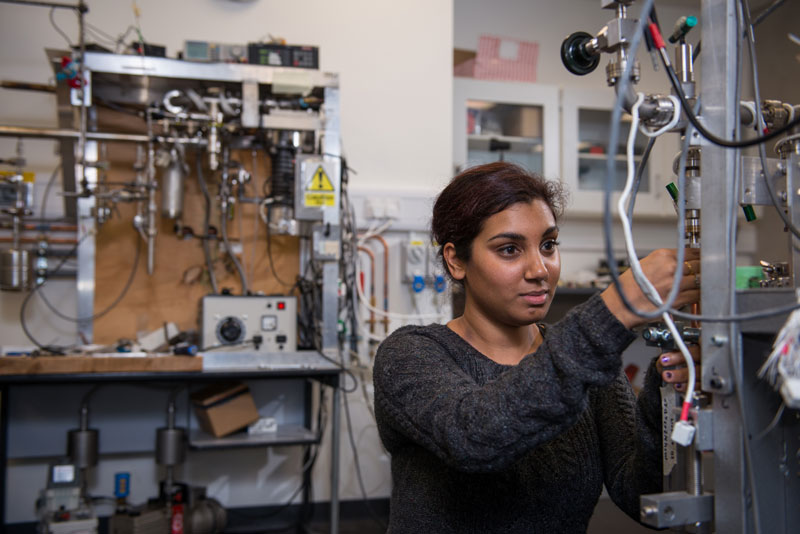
[364,197,399,220]
[403,235,427,283]
[364,198,383,219]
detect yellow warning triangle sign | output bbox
[307,166,335,192]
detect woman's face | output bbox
[447,199,561,327]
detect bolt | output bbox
[710,377,726,389]
[711,335,727,346]
[641,505,658,520]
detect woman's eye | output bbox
[541,239,560,252]
[499,245,519,255]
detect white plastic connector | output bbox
[671,420,696,446]
[780,377,800,409]
[248,417,277,435]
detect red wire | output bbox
[648,23,666,50]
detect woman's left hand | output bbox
[656,344,702,392]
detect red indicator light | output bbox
[277,301,285,310]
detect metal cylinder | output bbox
[676,43,694,84]
[0,248,31,291]
[161,158,186,219]
[67,428,99,469]
[270,133,296,206]
[188,498,227,534]
[156,427,186,466]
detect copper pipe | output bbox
[357,246,376,335]
[362,234,390,333]
[20,224,77,232]
[0,125,207,145]
[0,236,77,244]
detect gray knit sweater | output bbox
[374,294,663,533]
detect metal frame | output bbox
[695,1,799,532]
[699,3,745,532]
[0,52,345,533]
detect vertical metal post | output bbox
[0,385,8,526]
[786,149,800,284]
[76,140,97,342]
[329,383,341,534]
[320,85,341,534]
[700,0,747,532]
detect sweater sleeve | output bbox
[373,293,637,474]
[593,357,663,524]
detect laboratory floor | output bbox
[308,518,387,534]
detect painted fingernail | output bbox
[665,371,673,380]
[661,356,671,364]
[675,383,683,390]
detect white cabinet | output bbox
[453,78,560,180]
[453,80,675,219]
[561,87,674,218]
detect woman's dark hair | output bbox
[431,162,567,283]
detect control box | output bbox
[183,40,248,63]
[200,295,297,353]
[247,43,319,68]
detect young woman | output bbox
[373,162,700,533]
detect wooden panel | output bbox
[92,145,299,345]
[0,355,202,375]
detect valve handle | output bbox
[561,31,600,76]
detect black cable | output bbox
[626,136,657,222]
[48,7,74,47]
[227,389,327,529]
[39,163,61,219]
[659,47,800,148]
[220,185,249,294]
[342,387,388,532]
[19,233,86,354]
[739,0,800,241]
[603,0,689,321]
[195,151,219,294]
[315,350,358,394]
[671,300,800,323]
[34,231,141,323]
[752,0,787,27]
[265,204,296,289]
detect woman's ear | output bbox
[442,243,466,281]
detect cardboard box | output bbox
[191,382,259,438]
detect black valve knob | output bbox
[561,31,600,76]
[217,317,244,344]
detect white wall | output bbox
[0,0,453,524]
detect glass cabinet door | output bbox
[454,79,560,180]
[576,108,650,192]
[561,87,673,218]
[465,101,544,173]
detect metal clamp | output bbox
[640,491,714,528]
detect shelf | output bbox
[578,153,643,161]
[468,134,543,153]
[189,424,320,450]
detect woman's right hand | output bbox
[600,248,701,329]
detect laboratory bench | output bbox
[0,351,343,534]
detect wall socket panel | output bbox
[402,237,427,283]
[349,188,438,232]
[402,235,445,285]
[364,197,401,219]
